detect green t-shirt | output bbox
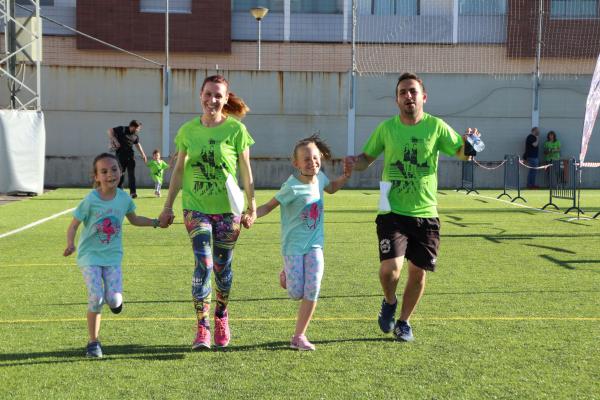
[147,159,169,184]
[175,116,255,214]
[544,140,561,162]
[363,113,463,218]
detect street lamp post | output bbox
[250,7,269,70]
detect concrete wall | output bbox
[2,67,599,188]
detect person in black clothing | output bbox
[107,120,147,198]
[524,126,540,189]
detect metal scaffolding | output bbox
[1,0,42,111]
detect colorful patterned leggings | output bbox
[283,248,324,302]
[80,265,123,313]
[183,210,241,325]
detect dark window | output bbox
[358,0,420,16]
[550,0,598,18]
[140,0,192,14]
[459,0,506,16]
[16,0,54,6]
[290,0,343,14]
[233,0,284,13]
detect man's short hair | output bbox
[129,120,142,128]
[396,72,425,95]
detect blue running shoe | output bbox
[393,320,414,342]
[378,298,397,333]
[86,341,103,358]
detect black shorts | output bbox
[375,213,441,272]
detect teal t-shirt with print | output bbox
[73,188,135,267]
[175,116,255,214]
[275,172,330,256]
[363,113,463,218]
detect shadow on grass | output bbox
[218,337,391,353]
[524,244,577,254]
[0,344,189,367]
[0,338,392,366]
[540,254,600,271]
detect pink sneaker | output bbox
[214,311,230,348]
[290,334,315,351]
[191,323,211,350]
[279,270,287,289]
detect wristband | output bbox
[152,218,159,228]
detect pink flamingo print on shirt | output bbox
[97,218,118,244]
[302,202,321,230]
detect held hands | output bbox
[343,156,354,178]
[344,156,357,174]
[241,208,257,229]
[158,207,175,228]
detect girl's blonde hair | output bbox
[201,75,250,119]
[292,133,332,161]
[92,153,119,188]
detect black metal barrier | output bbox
[542,158,583,214]
[497,154,525,203]
[456,160,478,195]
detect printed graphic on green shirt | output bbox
[389,137,431,196]
[191,141,227,196]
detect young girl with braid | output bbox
[256,134,352,350]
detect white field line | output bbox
[0,208,75,239]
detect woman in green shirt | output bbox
[159,75,256,350]
[544,130,563,186]
[543,131,561,162]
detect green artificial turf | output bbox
[0,188,599,399]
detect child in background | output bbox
[254,134,352,351]
[147,149,170,197]
[64,152,163,358]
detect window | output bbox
[140,0,192,14]
[459,0,506,16]
[290,0,343,14]
[16,0,54,6]
[551,0,598,18]
[358,0,419,16]
[233,0,284,13]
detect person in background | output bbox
[108,120,147,198]
[543,130,562,186]
[524,127,540,189]
[147,149,170,197]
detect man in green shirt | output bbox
[346,72,476,342]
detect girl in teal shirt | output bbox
[64,153,161,358]
[256,135,352,350]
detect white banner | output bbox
[0,110,46,195]
[580,53,600,163]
